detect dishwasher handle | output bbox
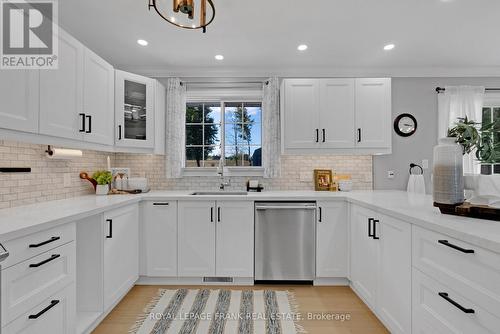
[255,205,317,210]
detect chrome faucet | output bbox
[218,159,231,190]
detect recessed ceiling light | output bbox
[215,55,224,60]
[297,44,308,51]
[137,39,148,46]
[384,43,395,51]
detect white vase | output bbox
[95,184,109,196]
[433,137,464,205]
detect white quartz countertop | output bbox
[1,190,499,253]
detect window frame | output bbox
[183,98,264,177]
[481,93,500,172]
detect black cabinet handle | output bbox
[118,125,122,140]
[368,218,374,237]
[438,240,474,254]
[318,207,322,222]
[28,300,60,319]
[322,129,326,142]
[29,236,60,248]
[86,115,92,133]
[106,219,113,238]
[153,202,169,206]
[29,254,60,268]
[315,129,319,143]
[79,113,86,132]
[217,207,221,222]
[373,219,380,240]
[357,128,362,142]
[210,207,214,222]
[438,292,475,314]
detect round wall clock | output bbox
[394,113,417,137]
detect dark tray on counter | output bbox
[434,202,500,221]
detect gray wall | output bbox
[374,77,500,193]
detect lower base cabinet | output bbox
[350,205,411,334]
[2,284,75,334]
[103,205,139,310]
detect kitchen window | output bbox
[185,101,262,170]
[481,104,500,171]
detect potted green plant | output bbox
[447,117,500,175]
[92,170,112,195]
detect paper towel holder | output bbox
[45,145,83,159]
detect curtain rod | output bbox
[180,80,269,86]
[435,87,500,93]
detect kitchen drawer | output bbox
[412,225,500,315]
[1,222,76,269]
[1,242,76,326]
[2,284,75,334]
[413,269,500,334]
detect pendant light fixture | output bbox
[148,0,215,33]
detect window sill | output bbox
[182,167,264,177]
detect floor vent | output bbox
[203,277,233,283]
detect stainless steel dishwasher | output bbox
[255,202,316,282]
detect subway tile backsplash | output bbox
[0,140,372,209]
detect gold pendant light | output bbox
[149,0,215,33]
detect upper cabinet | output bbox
[115,70,155,149]
[281,78,392,154]
[0,70,39,133]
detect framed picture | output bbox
[314,169,333,191]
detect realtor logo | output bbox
[1,0,58,69]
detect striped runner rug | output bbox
[130,289,306,334]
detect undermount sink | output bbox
[190,191,248,196]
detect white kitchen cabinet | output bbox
[215,201,254,278]
[83,48,114,146]
[103,205,139,310]
[316,201,348,278]
[142,201,178,277]
[320,79,356,148]
[355,78,392,148]
[350,205,411,334]
[115,70,155,148]
[0,70,39,133]
[39,29,84,140]
[178,201,216,277]
[281,78,391,154]
[282,79,320,149]
[350,205,379,308]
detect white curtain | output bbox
[262,77,281,178]
[165,78,186,178]
[437,85,485,174]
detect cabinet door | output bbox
[282,79,320,149]
[103,205,139,310]
[355,78,391,148]
[83,48,114,145]
[0,70,39,133]
[350,205,379,308]
[39,29,84,140]
[215,201,254,277]
[142,201,177,277]
[316,201,348,278]
[319,79,355,148]
[377,214,411,334]
[178,201,216,277]
[115,70,155,148]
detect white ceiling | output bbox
[59,0,500,77]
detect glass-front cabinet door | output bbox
[115,70,154,148]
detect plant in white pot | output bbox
[92,170,112,195]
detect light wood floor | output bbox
[93,285,388,334]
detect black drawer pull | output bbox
[86,115,92,133]
[373,219,380,240]
[29,254,60,268]
[357,128,362,142]
[318,207,322,222]
[217,207,221,222]
[106,219,113,238]
[79,113,86,132]
[438,240,474,254]
[28,300,60,319]
[368,218,374,237]
[118,125,122,140]
[315,129,319,143]
[210,207,214,222]
[153,202,169,206]
[322,129,326,142]
[29,236,60,248]
[438,292,475,314]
